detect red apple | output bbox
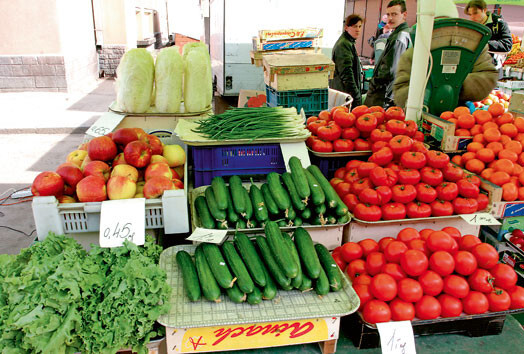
[112,128,139,148]
[31,171,64,197]
[83,160,110,181]
[77,143,88,151]
[163,144,186,167]
[172,165,184,179]
[133,127,147,140]
[80,155,93,171]
[141,134,163,155]
[87,136,117,161]
[56,163,84,195]
[107,175,137,200]
[58,195,77,203]
[171,168,181,180]
[143,176,174,199]
[145,162,172,181]
[76,176,107,202]
[112,152,127,167]
[151,155,169,164]
[173,178,184,190]
[111,164,139,182]
[66,149,88,168]
[124,141,152,168]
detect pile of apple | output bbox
[305,105,424,153]
[330,137,488,221]
[471,90,510,111]
[31,127,186,203]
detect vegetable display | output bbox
[155,46,183,113]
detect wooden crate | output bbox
[250,48,320,67]
[421,112,472,152]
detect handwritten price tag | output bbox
[376,321,416,354]
[86,111,125,137]
[99,198,145,247]
[280,142,311,172]
[460,212,501,226]
[187,228,228,244]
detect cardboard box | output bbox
[421,112,472,152]
[258,28,323,41]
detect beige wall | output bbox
[101,0,129,45]
[0,0,61,55]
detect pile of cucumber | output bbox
[194,156,349,230]
[176,223,343,304]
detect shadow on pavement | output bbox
[66,78,116,112]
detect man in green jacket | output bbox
[364,0,411,108]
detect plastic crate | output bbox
[265,85,328,117]
[192,144,286,187]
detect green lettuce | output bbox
[155,46,183,113]
[183,42,212,112]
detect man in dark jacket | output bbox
[364,0,411,108]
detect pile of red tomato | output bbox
[332,227,524,324]
[306,105,424,153]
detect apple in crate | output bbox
[112,128,138,148]
[31,171,64,197]
[58,195,77,203]
[141,134,163,155]
[163,145,186,167]
[172,165,184,179]
[124,141,152,168]
[133,127,147,140]
[76,175,107,202]
[136,181,145,194]
[87,136,117,162]
[80,155,92,171]
[145,162,172,181]
[107,175,137,200]
[173,178,184,190]
[66,149,88,168]
[143,176,174,199]
[134,193,144,198]
[151,154,169,164]
[112,152,127,167]
[56,163,84,195]
[111,164,139,182]
[83,161,110,181]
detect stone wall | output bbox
[97,45,126,77]
[0,55,66,92]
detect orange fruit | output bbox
[484,128,501,142]
[505,140,523,154]
[457,114,475,129]
[473,110,492,125]
[476,148,496,163]
[456,129,471,136]
[470,124,483,135]
[493,158,515,174]
[454,106,470,118]
[486,141,504,155]
[499,149,519,163]
[461,152,477,164]
[473,134,485,143]
[465,158,485,174]
[502,182,519,201]
[483,122,499,131]
[488,103,505,117]
[451,155,463,166]
[440,111,455,120]
[500,135,512,145]
[518,186,524,200]
[496,112,514,126]
[490,171,511,186]
[514,164,524,176]
[467,142,484,153]
[511,176,520,187]
[514,117,524,133]
[500,123,518,138]
[481,168,494,180]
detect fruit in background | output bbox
[173,165,184,179]
[136,181,145,194]
[173,178,184,189]
[140,134,164,155]
[77,143,88,151]
[143,176,175,199]
[58,195,76,203]
[112,128,139,148]
[124,140,152,168]
[133,127,147,140]
[83,161,111,181]
[107,175,137,200]
[385,106,405,121]
[112,152,127,166]
[163,144,186,167]
[76,175,107,202]
[31,171,64,197]
[80,155,92,171]
[145,162,173,181]
[151,154,169,164]
[111,163,139,182]
[87,136,117,162]
[56,163,84,195]
[66,149,88,168]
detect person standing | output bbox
[364,0,411,108]
[331,14,365,106]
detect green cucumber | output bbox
[314,203,326,215]
[282,233,303,289]
[286,206,296,220]
[242,186,253,221]
[221,241,254,294]
[234,232,267,287]
[326,215,337,225]
[195,196,216,229]
[301,208,312,220]
[226,185,239,223]
[202,243,235,289]
[205,187,227,221]
[247,286,262,305]
[311,215,324,225]
[226,283,246,303]
[277,220,288,227]
[194,245,221,301]
[307,165,339,209]
[315,244,343,292]
[333,193,349,216]
[337,213,350,224]
[229,175,246,215]
[261,183,280,216]
[216,221,228,229]
[304,169,325,206]
[249,184,268,222]
[299,273,313,292]
[314,267,330,296]
[288,156,311,200]
[292,217,303,226]
[281,283,294,291]
[236,219,247,229]
[267,173,291,211]
[264,221,298,278]
[282,172,306,211]
[261,265,277,300]
[211,176,228,210]
[255,236,291,289]
[293,227,321,279]
[176,250,201,301]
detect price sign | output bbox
[99,198,145,247]
[86,111,125,137]
[280,142,311,172]
[376,321,416,354]
[187,228,228,244]
[460,212,501,226]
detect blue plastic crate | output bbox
[265,85,328,117]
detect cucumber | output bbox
[292,217,303,226]
[195,196,216,229]
[234,233,267,287]
[255,236,291,289]
[304,169,325,206]
[288,156,311,200]
[216,220,228,229]
[307,165,339,208]
[301,208,312,220]
[264,221,298,278]
[337,213,350,224]
[242,186,253,221]
[286,206,296,220]
[293,227,321,279]
[261,183,280,216]
[226,283,246,303]
[281,283,294,291]
[247,286,262,305]
[333,193,349,216]
[176,250,201,301]
[211,176,228,210]
[314,267,330,296]
[246,218,257,229]
[282,233,303,289]
[277,220,287,227]
[315,244,343,292]
[194,245,221,301]
[236,219,247,229]
[267,173,291,211]
[226,185,239,223]
[205,187,227,221]
[249,184,268,222]
[311,215,324,225]
[261,265,277,300]
[299,273,313,292]
[314,203,326,215]
[202,243,235,289]
[326,215,337,225]
[229,175,246,215]
[282,172,306,211]
[221,241,254,294]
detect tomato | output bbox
[420,229,434,240]
[333,110,356,128]
[306,116,319,125]
[369,147,393,166]
[311,139,333,152]
[370,128,393,143]
[386,162,401,173]
[490,263,518,290]
[376,186,393,205]
[381,263,407,281]
[385,106,405,121]
[390,298,416,321]
[357,162,379,177]
[333,139,355,152]
[508,286,524,309]
[452,197,478,214]
[389,135,413,155]
[386,119,407,135]
[381,202,407,220]
[356,113,378,132]
[454,251,478,276]
[384,241,408,264]
[363,300,391,324]
[398,168,421,185]
[416,183,438,203]
[317,124,342,141]
[438,294,463,317]
[464,174,481,187]
[436,182,459,201]
[408,239,430,256]
[457,179,480,198]
[398,278,423,302]
[420,167,444,186]
[406,201,432,218]
[476,193,489,211]
[352,105,371,118]
[342,127,360,140]
[369,167,398,187]
[341,242,363,263]
[346,259,367,279]
[443,163,465,182]
[426,150,450,169]
[442,226,461,240]
[379,237,395,252]
[459,234,482,251]
[359,188,380,205]
[471,243,499,269]
[400,249,429,276]
[391,184,417,204]
[400,151,427,169]
[307,120,327,134]
[487,288,511,311]
[354,203,382,221]
[416,295,442,320]
[510,235,524,249]
[430,199,454,216]
[468,268,494,292]
[354,284,374,311]
[369,106,385,114]
[418,270,444,296]
[335,182,352,197]
[343,193,359,212]
[358,239,380,257]
[429,251,455,276]
[372,111,386,125]
[330,178,344,189]
[412,139,429,152]
[462,291,489,315]
[443,274,470,298]
[366,251,386,276]
[334,167,346,180]
[332,252,347,270]
[370,273,398,301]
[405,120,418,137]
[427,231,454,252]
[352,178,373,195]
[372,140,389,152]
[397,227,421,243]
[354,274,373,285]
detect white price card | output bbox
[187,228,228,244]
[460,212,501,226]
[86,111,125,137]
[376,321,416,354]
[280,142,311,172]
[99,198,145,247]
